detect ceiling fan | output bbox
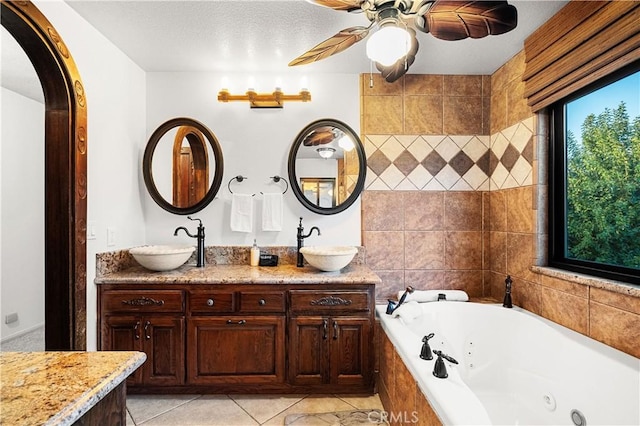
[289,0,518,82]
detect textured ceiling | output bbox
[2,0,569,102]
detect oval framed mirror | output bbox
[143,117,224,215]
[288,118,367,215]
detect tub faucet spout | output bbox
[296,217,321,267]
[174,216,205,267]
[503,275,513,308]
[386,286,414,315]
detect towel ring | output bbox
[227,175,247,194]
[270,176,289,194]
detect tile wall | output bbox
[362,51,640,359]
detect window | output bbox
[549,62,640,284]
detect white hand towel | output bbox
[230,193,253,232]
[391,301,422,324]
[397,290,469,303]
[262,192,283,231]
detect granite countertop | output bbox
[95,263,381,285]
[0,351,146,426]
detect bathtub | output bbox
[376,302,640,425]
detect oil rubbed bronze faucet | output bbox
[174,216,205,267]
[296,217,320,267]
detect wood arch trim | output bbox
[172,126,209,208]
[1,0,87,350]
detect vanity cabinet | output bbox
[288,290,373,392]
[97,280,375,394]
[187,289,286,386]
[99,290,185,387]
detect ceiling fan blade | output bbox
[421,1,517,40]
[375,29,419,83]
[303,128,335,146]
[289,26,370,66]
[305,0,364,12]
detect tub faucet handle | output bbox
[432,350,458,379]
[420,333,435,360]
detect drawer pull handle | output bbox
[207,299,215,306]
[323,319,328,340]
[122,297,165,307]
[144,320,151,340]
[333,320,338,340]
[310,296,352,307]
[134,321,140,340]
[226,319,246,325]
[258,299,266,306]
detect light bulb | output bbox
[366,25,411,66]
[338,135,354,151]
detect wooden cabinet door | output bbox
[101,315,143,384]
[141,316,185,386]
[288,316,328,386]
[187,316,285,385]
[329,317,372,387]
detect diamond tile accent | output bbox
[492,133,509,158]
[396,135,419,148]
[462,136,487,162]
[449,150,474,176]
[434,164,460,189]
[500,143,520,171]
[434,137,460,162]
[407,166,432,189]
[463,164,489,190]
[379,164,405,189]
[476,151,491,176]
[394,151,419,176]
[521,136,534,165]
[366,135,391,148]
[511,156,532,186]
[422,150,447,176]
[368,150,392,176]
[512,123,533,152]
[407,137,431,162]
[379,136,405,162]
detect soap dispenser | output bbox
[250,239,260,266]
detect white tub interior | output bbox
[377,302,640,426]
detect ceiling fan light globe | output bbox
[366,25,411,66]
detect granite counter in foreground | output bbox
[1,351,146,426]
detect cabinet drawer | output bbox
[189,291,236,314]
[101,290,184,313]
[290,290,370,314]
[239,291,286,313]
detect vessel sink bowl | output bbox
[300,246,358,272]
[129,245,195,271]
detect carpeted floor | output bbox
[284,409,389,425]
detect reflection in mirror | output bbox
[144,118,223,215]
[288,119,366,215]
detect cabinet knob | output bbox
[207,298,215,306]
[258,299,266,306]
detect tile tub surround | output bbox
[360,61,640,362]
[1,351,145,426]
[97,246,366,278]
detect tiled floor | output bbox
[126,393,385,425]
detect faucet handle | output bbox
[432,350,458,379]
[187,216,202,226]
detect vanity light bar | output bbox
[217,88,311,108]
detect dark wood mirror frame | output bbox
[143,117,224,215]
[288,118,366,215]
[2,0,87,350]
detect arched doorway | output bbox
[1,0,87,350]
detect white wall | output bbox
[0,88,45,341]
[144,72,362,249]
[32,0,147,350]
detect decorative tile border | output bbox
[364,118,534,191]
